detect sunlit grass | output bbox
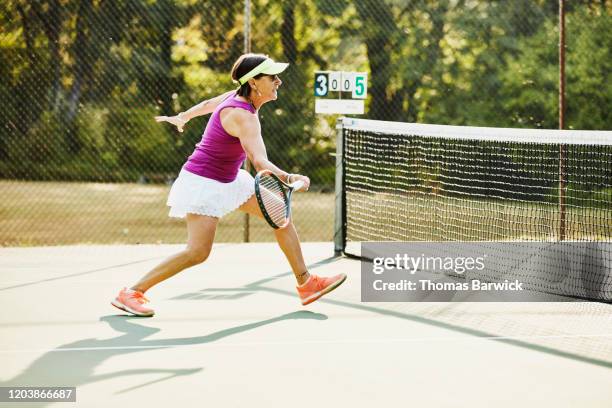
[0,181,334,246]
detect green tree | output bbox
[501,7,610,129]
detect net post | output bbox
[334,117,345,256]
[243,161,251,243]
[558,0,567,241]
[242,0,251,243]
[244,0,251,53]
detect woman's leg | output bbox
[238,193,346,305]
[238,195,310,285]
[131,213,218,293]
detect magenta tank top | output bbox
[184,95,255,182]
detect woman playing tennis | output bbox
[111,53,346,316]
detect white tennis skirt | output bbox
[167,168,255,218]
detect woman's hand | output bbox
[154,114,188,133]
[290,174,310,192]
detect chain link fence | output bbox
[1,0,610,246]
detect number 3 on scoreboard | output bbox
[314,72,329,97]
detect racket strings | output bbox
[259,175,288,226]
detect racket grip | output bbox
[291,180,305,191]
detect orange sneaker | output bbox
[111,288,154,317]
[296,273,347,305]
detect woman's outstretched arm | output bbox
[154,89,236,132]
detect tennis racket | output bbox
[254,170,305,229]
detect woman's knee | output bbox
[184,247,210,265]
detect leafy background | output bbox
[0,0,610,244]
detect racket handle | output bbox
[291,180,305,191]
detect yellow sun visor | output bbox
[237,58,289,85]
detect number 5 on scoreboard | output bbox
[352,73,368,99]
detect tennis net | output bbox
[335,118,612,301]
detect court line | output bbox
[0,243,263,292]
[0,258,166,292]
[0,256,332,293]
[1,333,611,354]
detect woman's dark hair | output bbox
[231,53,268,97]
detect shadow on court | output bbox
[165,255,612,370]
[0,311,327,406]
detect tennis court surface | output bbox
[1,242,610,407]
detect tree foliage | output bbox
[0,0,609,185]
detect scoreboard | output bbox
[314,71,368,114]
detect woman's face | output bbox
[253,74,282,101]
